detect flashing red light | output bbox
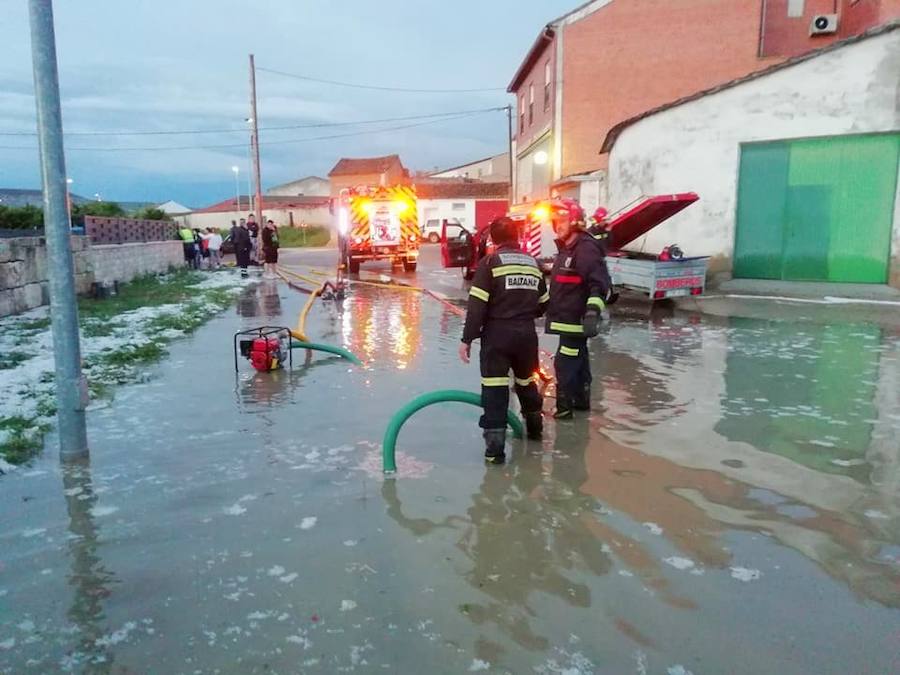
[653,291,666,299]
[691,287,703,296]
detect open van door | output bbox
[440,220,475,269]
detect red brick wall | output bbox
[561,0,772,178]
[514,42,556,152]
[761,0,892,57]
[329,168,406,196]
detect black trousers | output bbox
[479,321,543,429]
[555,336,591,406]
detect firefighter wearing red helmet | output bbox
[545,198,612,419]
[588,206,611,255]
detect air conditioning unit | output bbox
[810,14,839,36]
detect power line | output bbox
[0,109,502,152]
[0,106,505,138]
[257,66,506,94]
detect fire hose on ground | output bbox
[382,390,525,474]
[274,267,362,365]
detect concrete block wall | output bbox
[90,241,184,286]
[0,237,185,317]
[0,236,92,317]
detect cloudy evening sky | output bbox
[0,1,575,207]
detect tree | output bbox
[132,207,171,221]
[0,204,44,229]
[72,201,126,218]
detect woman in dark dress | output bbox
[261,219,279,278]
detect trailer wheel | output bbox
[403,260,417,272]
[348,259,361,274]
[427,232,440,244]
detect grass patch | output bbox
[18,317,51,331]
[78,269,205,321]
[277,226,330,248]
[0,351,31,370]
[96,341,167,368]
[82,320,122,337]
[0,416,50,465]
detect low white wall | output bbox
[90,241,184,285]
[607,30,900,280]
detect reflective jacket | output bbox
[545,231,611,336]
[462,245,549,344]
[586,222,610,256]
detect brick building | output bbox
[508,0,899,209]
[328,155,409,196]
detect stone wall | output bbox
[0,236,92,317]
[0,237,185,317]
[90,241,184,286]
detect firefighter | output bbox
[459,216,548,464]
[545,199,612,419]
[587,206,611,255]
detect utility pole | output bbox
[27,0,88,460]
[506,105,515,205]
[249,54,263,225]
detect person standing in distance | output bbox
[545,199,612,419]
[459,217,549,464]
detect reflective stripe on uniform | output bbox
[560,345,580,357]
[514,375,535,387]
[539,291,550,304]
[469,286,490,302]
[554,274,582,284]
[550,321,584,334]
[481,376,510,387]
[492,264,542,278]
[587,296,606,310]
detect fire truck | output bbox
[440,193,710,301]
[336,185,420,273]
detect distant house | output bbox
[157,200,192,215]
[267,176,329,197]
[328,154,408,195]
[0,187,88,208]
[184,195,331,230]
[416,180,510,242]
[429,153,510,183]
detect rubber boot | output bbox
[483,428,506,464]
[524,411,543,440]
[554,394,574,420]
[573,384,591,411]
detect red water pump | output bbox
[249,337,283,372]
[233,326,292,372]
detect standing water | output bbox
[1,280,898,674]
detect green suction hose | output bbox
[290,340,363,366]
[382,389,525,474]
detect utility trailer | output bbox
[604,193,708,300]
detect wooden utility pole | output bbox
[249,54,263,224]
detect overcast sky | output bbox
[0,1,574,207]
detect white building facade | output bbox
[604,26,900,287]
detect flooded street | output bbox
[1,253,899,674]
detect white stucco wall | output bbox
[417,199,475,236]
[607,30,900,273]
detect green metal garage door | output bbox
[734,133,899,283]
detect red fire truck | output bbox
[336,185,420,273]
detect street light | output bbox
[66,178,73,225]
[231,165,241,214]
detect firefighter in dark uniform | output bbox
[459,217,549,464]
[545,199,612,419]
